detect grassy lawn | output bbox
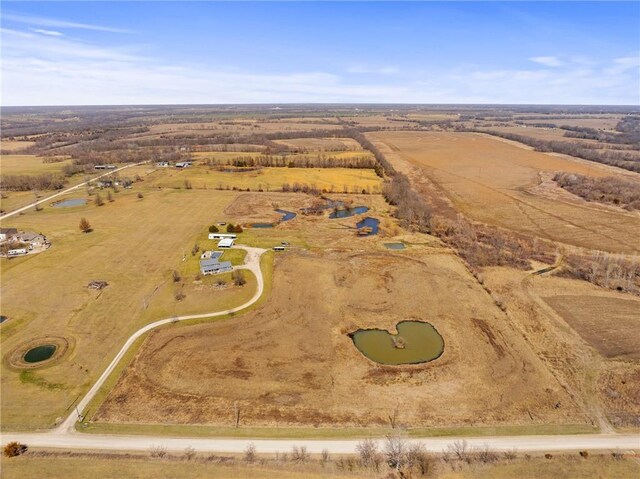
[0,187,264,430]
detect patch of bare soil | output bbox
[95,251,583,428]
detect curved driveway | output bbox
[53,245,266,433]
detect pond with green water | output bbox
[23,344,57,363]
[349,321,444,365]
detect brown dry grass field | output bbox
[4,452,639,479]
[0,187,260,430]
[481,266,640,431]
[368,131,640,254]
[94,245,585,428]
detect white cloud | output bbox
[31,28,64,37]
[530,56,564,67]
[3,13,133,34]
[1,29,637,106]
[347,65,399,75]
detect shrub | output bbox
[3,442,27,457]
[175,292,186,301]
[79,217,92,233]
[137,192,144,199]
[150,445,167,458]
[291,445,309,462]
[184,446,196,461]
[232,270,246,286]
[208,224,219,233]
[244,443,257,463]
[356,438,379,468]
[172,270,181,282]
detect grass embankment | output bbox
[78,422,597,439]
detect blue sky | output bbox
[2,2,639,105]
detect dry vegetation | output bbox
[368,131,640,255]
[0,187,257,430]
[3,448,639,479]
[95,251,585,428]
[553,172,640,211]
[3,105,639,441]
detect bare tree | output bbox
[384,433,407,472]
[149,445,167,459]
[291,445,309,462]
[232,269,246,286]
[244,442,256,463]
[356,438,379,468]
[183,446,196,461]
[79,217,92,233]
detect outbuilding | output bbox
[208,233,237,240]
[175,161,192,168]
[217,238,235,248]
[0,228,18,242]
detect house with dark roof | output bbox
[199,256,233,275]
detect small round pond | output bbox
[384,242,406,250]
[349,321,444,365]
[23,344,57,363]
[356,217,380,236]
[329,206,369,219]
[53,198,87,208]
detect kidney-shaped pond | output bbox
[349,321,444,365]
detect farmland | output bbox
[94,249,585,429]
[0,155,72,176]
[1,105,638,468]
[368,131,640,254]
[141,164,382,193]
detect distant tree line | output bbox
[468,129,640,172]
[553,172,640,211]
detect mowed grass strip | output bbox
[0,188,261,430]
